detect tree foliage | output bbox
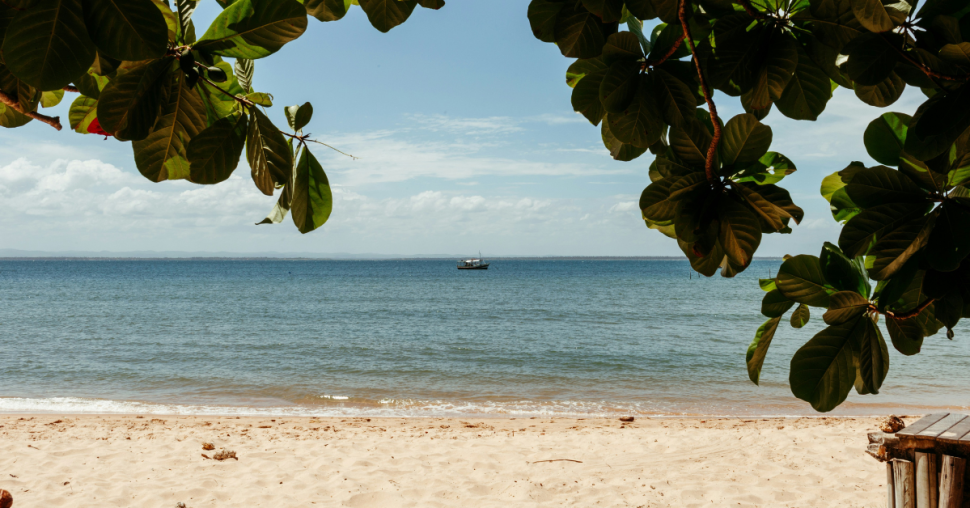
[0,0,443,233]
[529,0,970,411]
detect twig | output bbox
[644,33,686,69]
[678,0,721,183]
[0,90,62,130]
[305,139,359,160]
[884,298,937,320]
[199,76,254,107]
[63,85,80,93]
[884,35,970,82]
[530,459,583,464]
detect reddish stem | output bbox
[0,90,62,131]
[678,0,721,183]
[644,33,686,69]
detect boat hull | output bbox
[457,264,489,270]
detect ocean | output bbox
[1,259,967,418]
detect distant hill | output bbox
[0,249,780,260]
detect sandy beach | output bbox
[0,414,895,507]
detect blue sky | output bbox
[0,0,927,256]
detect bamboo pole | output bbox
[916,452,938,508]
[895,459,916,508]
[939,455,966,508]
[888,461,897,508]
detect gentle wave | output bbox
[1,396,964,418]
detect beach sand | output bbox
[0,415,894,507]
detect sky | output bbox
[0,0,929,257]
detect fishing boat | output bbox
[457,253,489,270]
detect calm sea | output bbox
[1,259,967,417]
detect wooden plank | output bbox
[888,462,897,508]
[939,455,965,508]
[916,452,938,508]
[916,414,968,441]
[895,459,916,508]
[897,414,950,438]
[938,417,970,444]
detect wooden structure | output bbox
[869,413,970,508]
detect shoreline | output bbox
[1,414,896,507]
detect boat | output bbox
[458,252,489,270]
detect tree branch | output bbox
[644,33,686,69]
[678,0,721,183]
[0,90,62,130]
[885,35,970,82]
[199,76,254,107]
[885,298,937,320]
[63,85,80,93]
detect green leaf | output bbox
[602,115,648,161]
[305,0,351,21]
[747,316,781,384]
[791,303,811,328]
[358,0,417,32]
[83,0,168,61]
[553,1,613,59]
[762,289,796,317]
[869,213,936,280]
[709,13,765,90]
[863,112,910,166]
[843,33,898,86]
[886,315,927,355]
[789,316,863,412]
[777,254,833,307]
[764,33,798,102]
[925,201,970,272]
[257,176,294,225]
[285,102,313,132]
[823,291,870,325]
[1,0,96,90]
[820,242,870,296]
[857,317,889,395]
[670,118,713,168]
[854,71,905,108]
[720,113,772,167]
[601,31,642,64]
[176,0,197,43]
[850,0,895,32]
[732,152,797,185]
[40,90,64,108]
[195,0,308,58]
[132,71,207,182]
[235,58,254,93]
[906,86,970,161]
[607,76,664,148]
[247,107,292,195]
[581,0,623,23]
[565,57,607,88]
[570,67,606,126]
[527,0,563,43]
[291,147,333,234]
[760,278,778,292]
[599,61,639,113]
[775,44,832,121]
[733,184,787,231]
[244,92,272,106]
[839,202,929,258]
[188,111,248,184]
[96,58,172,141]
[0,63,40,112]
[844,165,927,207]
[652,69,696,128]
[68,94,98,133]
[753,184,804,224]
[717,196,762,268]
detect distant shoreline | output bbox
[0,256,786,261]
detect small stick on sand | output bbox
[530,459,582,464]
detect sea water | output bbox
[1,259,968,417]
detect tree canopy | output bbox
[2,0,969,412]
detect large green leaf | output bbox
[284,102,313,132]
[789,316,863,412]
[709,13,765,90]
[305,0,351,22]
[188,111,248,184]
[850,0,895,32]
[746,316,781,384]
[291,147,333,234]
[571,67,607,126]
[886,315,926,355]
[765,33,798,101]
[823,291,870,325]
[599,61,639,113]
[565,57,607,88]
[762,289,796,317]
[925,201,970,272]
[83,0,168,61]
[0,102,32,127]
[843,33,897,86]
[791,303,811,328]
[0,63,40,112]
[854,71,905,108]
[731,152,797,185]
[96,58,172,141]
[863,112,910,166]
[602,115,648,161]
[608,76,663,148]
[808,0,864,51]
[652,69,696,128]
[235,58,254,93]
[581,0,623,23]
[1,0,96,90]
[720,113,772,167]
[717,196,762,268]
[906,87,970,161]
[838,202,928,258]
[553,1,613,59]
[358,0,417,33]
[601,31,642,64]
[819,242,870,296]
[733,184,787,231]
[247,107,292,195]
[175,0,197,43]
[775,45,832,121]
[746,183,804,224]
[527,0,563,43]
[68,95,98,133]
[195,0,308,58]
[133,71,207,182]
[777,254,833,307]
[844,165,927,207]
[670,118,713,168]
[857,317,889,395]
[869,213,936,280]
